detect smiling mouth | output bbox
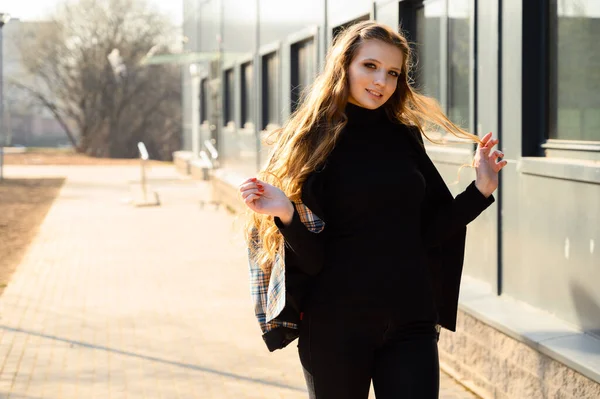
[366,89,383,98]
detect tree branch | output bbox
[9,80,79,148]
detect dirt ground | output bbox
[4,148,171,166]
[0,149,173,296]
[0,178,65,295]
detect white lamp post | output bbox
[189,63,201,159]
[0,12,11,182]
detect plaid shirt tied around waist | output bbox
[248,201,325,336]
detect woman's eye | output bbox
[389,71,399,77]
[364,63,376,69]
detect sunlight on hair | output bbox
[246,20,483,273]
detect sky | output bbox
[0,0,183,25]
[3,0,599,24]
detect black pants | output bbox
[298,306,440,399]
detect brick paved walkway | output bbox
[0,165,479,398]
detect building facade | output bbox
[179,0,600,397]
[1,19,70,147]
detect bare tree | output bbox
[10,0,182,159]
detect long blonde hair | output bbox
[246,20,480,273]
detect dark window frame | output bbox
[223,68,235,126]
[332,14,370,42]
[412,0,476,136]
[240,61,254,128]
[521,0,550,157]
[546,0,600,151]
[200,77,209,124]
[290,37,317,113]
[520,0,600,179]
[400,0,419,85]
[413,1,445,108]
[261,50,280,130]
[524,0,600,158]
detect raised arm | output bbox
[414,130,506,247]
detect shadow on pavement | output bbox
[0,393,44,399]
[0,324,306,393]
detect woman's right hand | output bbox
[239,177,295,224]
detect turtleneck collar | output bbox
[345,102,387,126]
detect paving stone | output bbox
[0,165,479,399]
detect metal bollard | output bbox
[199,150,212,181]
[137,142,149,202]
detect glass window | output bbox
[262,52,280,129]
[551,0,600,141]
[416,0,472,130]
[291,38,316,112]
[333,15,370,41]
[416,0,443,104]
[447,0,471,127]
[200,78,209,123]
[224,68,235,125]
[241,62,253,128]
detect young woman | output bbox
[240,21,506,399]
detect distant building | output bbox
[2,18,72,147]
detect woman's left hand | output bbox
[473,132,508,198]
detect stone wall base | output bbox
[438,310,600,399]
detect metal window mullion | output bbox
[254,0,262,172]
[290,43,299,114]
[261,54,268,130]
[269,50,282,125]
[313,29,319,79]
[276,48,282,125]
[234,64,241,129]
[321,1,328,71]
[222,70,228,125]
[440,0,449,114]
[547,0,558,141]
[216,0,225,156]
[191,74,200,158]
[283,43,292,120]
[470,0,477,135]
[496,0,503,297]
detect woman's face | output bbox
[346,39,404,109]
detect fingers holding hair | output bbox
[479,132,493,147]
[479,133,500,156]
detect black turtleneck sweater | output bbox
[275,102,495,327]
[303,103,437,323]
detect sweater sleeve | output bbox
[408,126,495,247]
[274,202,325,276]
[422,180,495,248]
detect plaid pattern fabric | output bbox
[248,201,325,335]
[295,201,326,235]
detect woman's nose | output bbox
[373,71,387,87]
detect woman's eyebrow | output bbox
[362,58,401,72]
